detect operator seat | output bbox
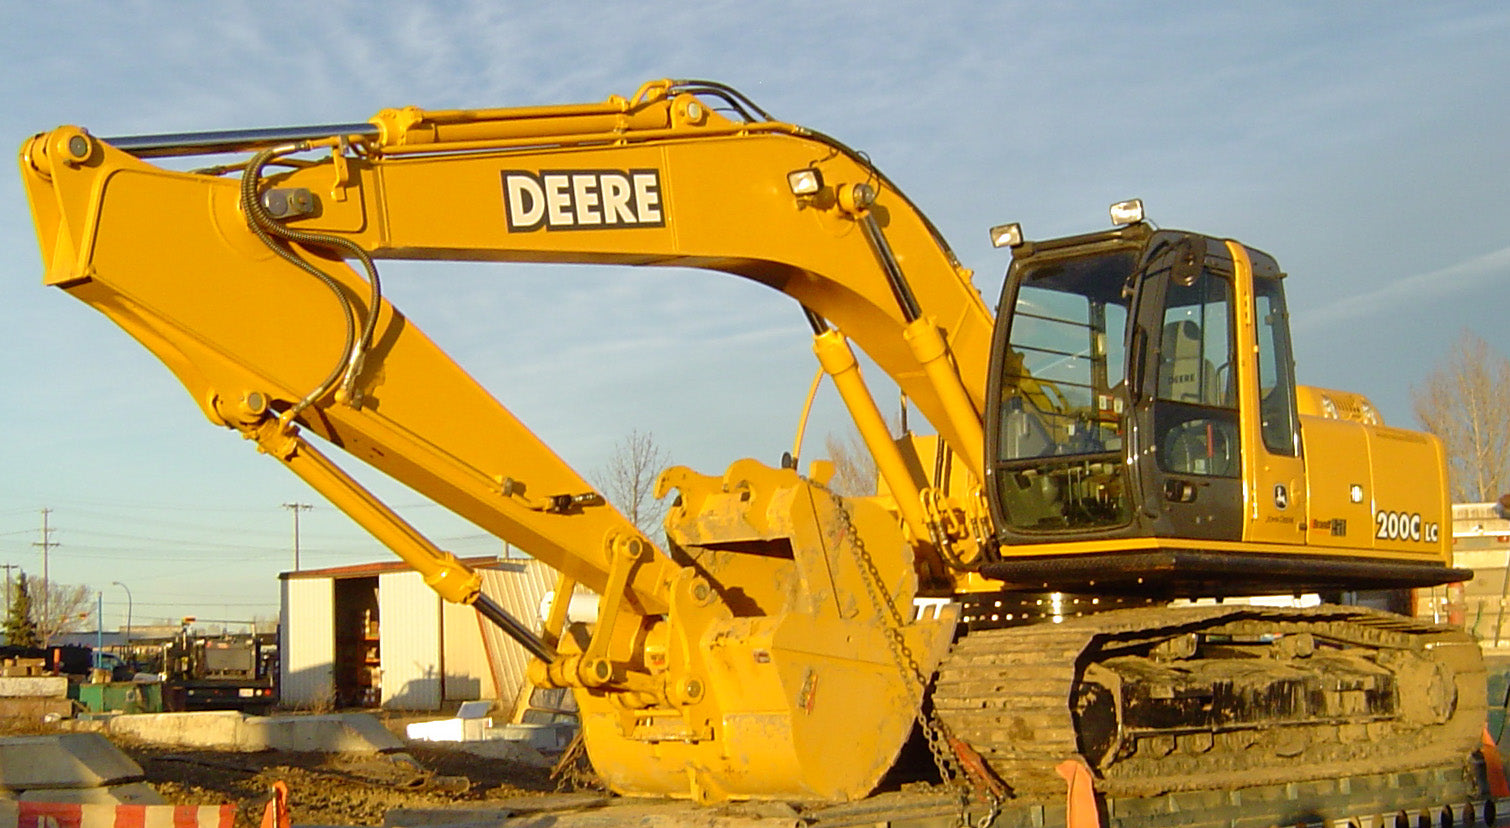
[1158,320,1220,405]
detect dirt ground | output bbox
[1,717,566,828]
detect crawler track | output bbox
[932,604,1486,797]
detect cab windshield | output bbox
[996,250,1134,532]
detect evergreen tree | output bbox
[4,572,42,648]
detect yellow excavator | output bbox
[19,80,1483,808]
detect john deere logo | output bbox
[502,169,664,232]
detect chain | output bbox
[819,487,1001,827]
[549,730,605,793]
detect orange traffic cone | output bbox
[1056,758,1101,828]
[1482,725,1510,799]
[259,780,291,828]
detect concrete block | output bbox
[106,710,257,751]
[494,723,574,752]
[0,659,46,678]
[447,737,550,768]
[16,782,166,805]
[406,717,492,742]
[0,698,74,721]
[0,734,143,790]
[0,677,68,699]
[106,710,403,754]
[252,713,404,753]
[455,701,492,719]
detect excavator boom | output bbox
[21,80,993,615]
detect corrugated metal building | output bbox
[279,557,557,711]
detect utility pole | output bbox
[1,563,17,617]
[282,503,312,571]
[33,508,58,639]
[112,581,133,662]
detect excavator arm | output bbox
[20,80,989,801]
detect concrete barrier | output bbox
[442,739,549,769]
[0,678,69,699]
[0,801,234,828]
[0,735,142,791]
[105,711,403,754]
[103,712,255,751]
[257,713,402,753]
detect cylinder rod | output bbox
[102,123,380,158]
[475,593,557,663]
[857,213,922,323]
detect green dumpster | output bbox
[75,681,163,714]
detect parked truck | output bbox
[163,627,275,714]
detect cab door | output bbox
[1128,233,1244,541]
[1230,242,1308,545]
[1127,235,1307,545]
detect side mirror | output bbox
[1170,235,1204,287]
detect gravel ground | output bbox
[1,716,563,828]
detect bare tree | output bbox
[821,406,908,498]
[598,430,671,538]
[1413,330,1510,503]
[824,430,879,498]
[34,579,93,644]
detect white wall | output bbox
[279,577,334,708]
[378,570,442,710]
[442,595,496,701]
[281,560,560,712]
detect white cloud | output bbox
[1294,246,1510,334]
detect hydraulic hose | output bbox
[668,79,776,123]
[240,144,384,425]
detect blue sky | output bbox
[1,2,1507,630]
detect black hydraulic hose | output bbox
[238,148,554,667]
[240,144,384,423]
[474,593,557,663]
[669,79,776,123]
[240,147,353,418]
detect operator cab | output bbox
[978,202,1443,598]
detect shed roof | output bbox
[279,555,535,580]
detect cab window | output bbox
[1153,268,1239,478]
[995,251,1134,532]
[1254,275,1300,456]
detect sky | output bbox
[1,2,1506,633]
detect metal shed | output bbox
[279,557,556,712]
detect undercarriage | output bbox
[933,603,1486,797]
